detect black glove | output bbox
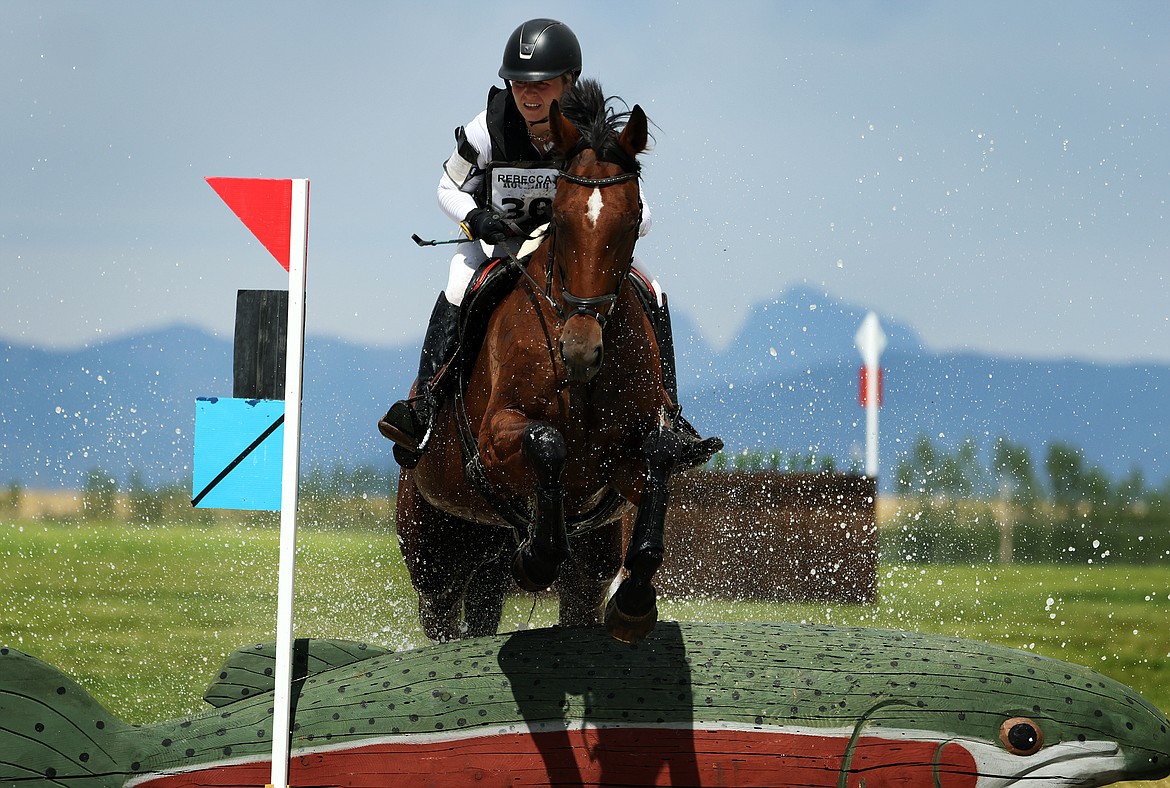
[464,207,508,244]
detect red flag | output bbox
[206,177,294,271]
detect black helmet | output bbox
[498,18,582,82]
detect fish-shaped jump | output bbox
[2,622,1167,787]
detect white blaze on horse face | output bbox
[586,188,603,227]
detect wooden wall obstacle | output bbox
[655,471,877,603]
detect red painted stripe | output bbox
[134,728,978,787]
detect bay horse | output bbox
[396,81,718,644]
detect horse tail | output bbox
[0,646,136,787]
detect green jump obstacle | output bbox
[2,622,1168,787]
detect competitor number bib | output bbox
[488,164,559,229]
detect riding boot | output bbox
[378,293,461,456]
[648,294,723,469]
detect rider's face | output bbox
[511,78,567,125]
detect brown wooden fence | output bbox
[650,470,877,604]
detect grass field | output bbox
[2,517,1168,786]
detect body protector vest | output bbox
[447,86,561,237]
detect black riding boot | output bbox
[378,293,461,458]
[648,294,723,469]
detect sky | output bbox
[2,1,1168,364]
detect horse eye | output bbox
[1000,717,1045,755]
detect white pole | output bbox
[269,178,309,788]
[864,366,880,478]
[854,312,887,479]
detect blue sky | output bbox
[3,1,1167,362]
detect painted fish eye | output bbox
[1000,717,1045,755]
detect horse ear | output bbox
[549,100,579,154]
[619,105,649,157]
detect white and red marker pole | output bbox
[207,177,310,788]
[854,311,887,479]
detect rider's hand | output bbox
[463,208,509,244]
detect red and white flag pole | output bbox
[206,176,310,788]
[854,311,887,479]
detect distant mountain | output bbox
[682,286,1169,489]
[685,284,926,382]
[0,324,416,490]
[3,288,1167,492]
[1,325,232,490]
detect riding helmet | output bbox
[498,18,582,82]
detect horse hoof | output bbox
[511,548,559,593]
[604,586,658,644]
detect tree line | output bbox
[885,435,1169,565]
[706,434,1161,515]
[706,449,847,474]
[892,435,1156,512]
[2,435,1164,531]
[0,464,397,529]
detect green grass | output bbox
[0,517,422,722]
[2,517,1169,788]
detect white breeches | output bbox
[444,241,663,307]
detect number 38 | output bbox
[500,196,553,222]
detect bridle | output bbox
[543,167,642,329]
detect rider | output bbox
[379,18,708,462]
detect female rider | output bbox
[379,18,709,464]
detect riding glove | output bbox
[463,207,509,244]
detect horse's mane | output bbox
[558,78,645,174]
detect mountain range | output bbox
[3,285,1167,493]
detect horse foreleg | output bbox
[397,470,510,642]
[511,421,571,593]
[462,534,513,638]
[397,472,460,641]
[556,519,623,627]
[605,428,687,643]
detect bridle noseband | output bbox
[546,168,641,329]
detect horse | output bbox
[395,80,719,644]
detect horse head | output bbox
[547,86,649,383]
